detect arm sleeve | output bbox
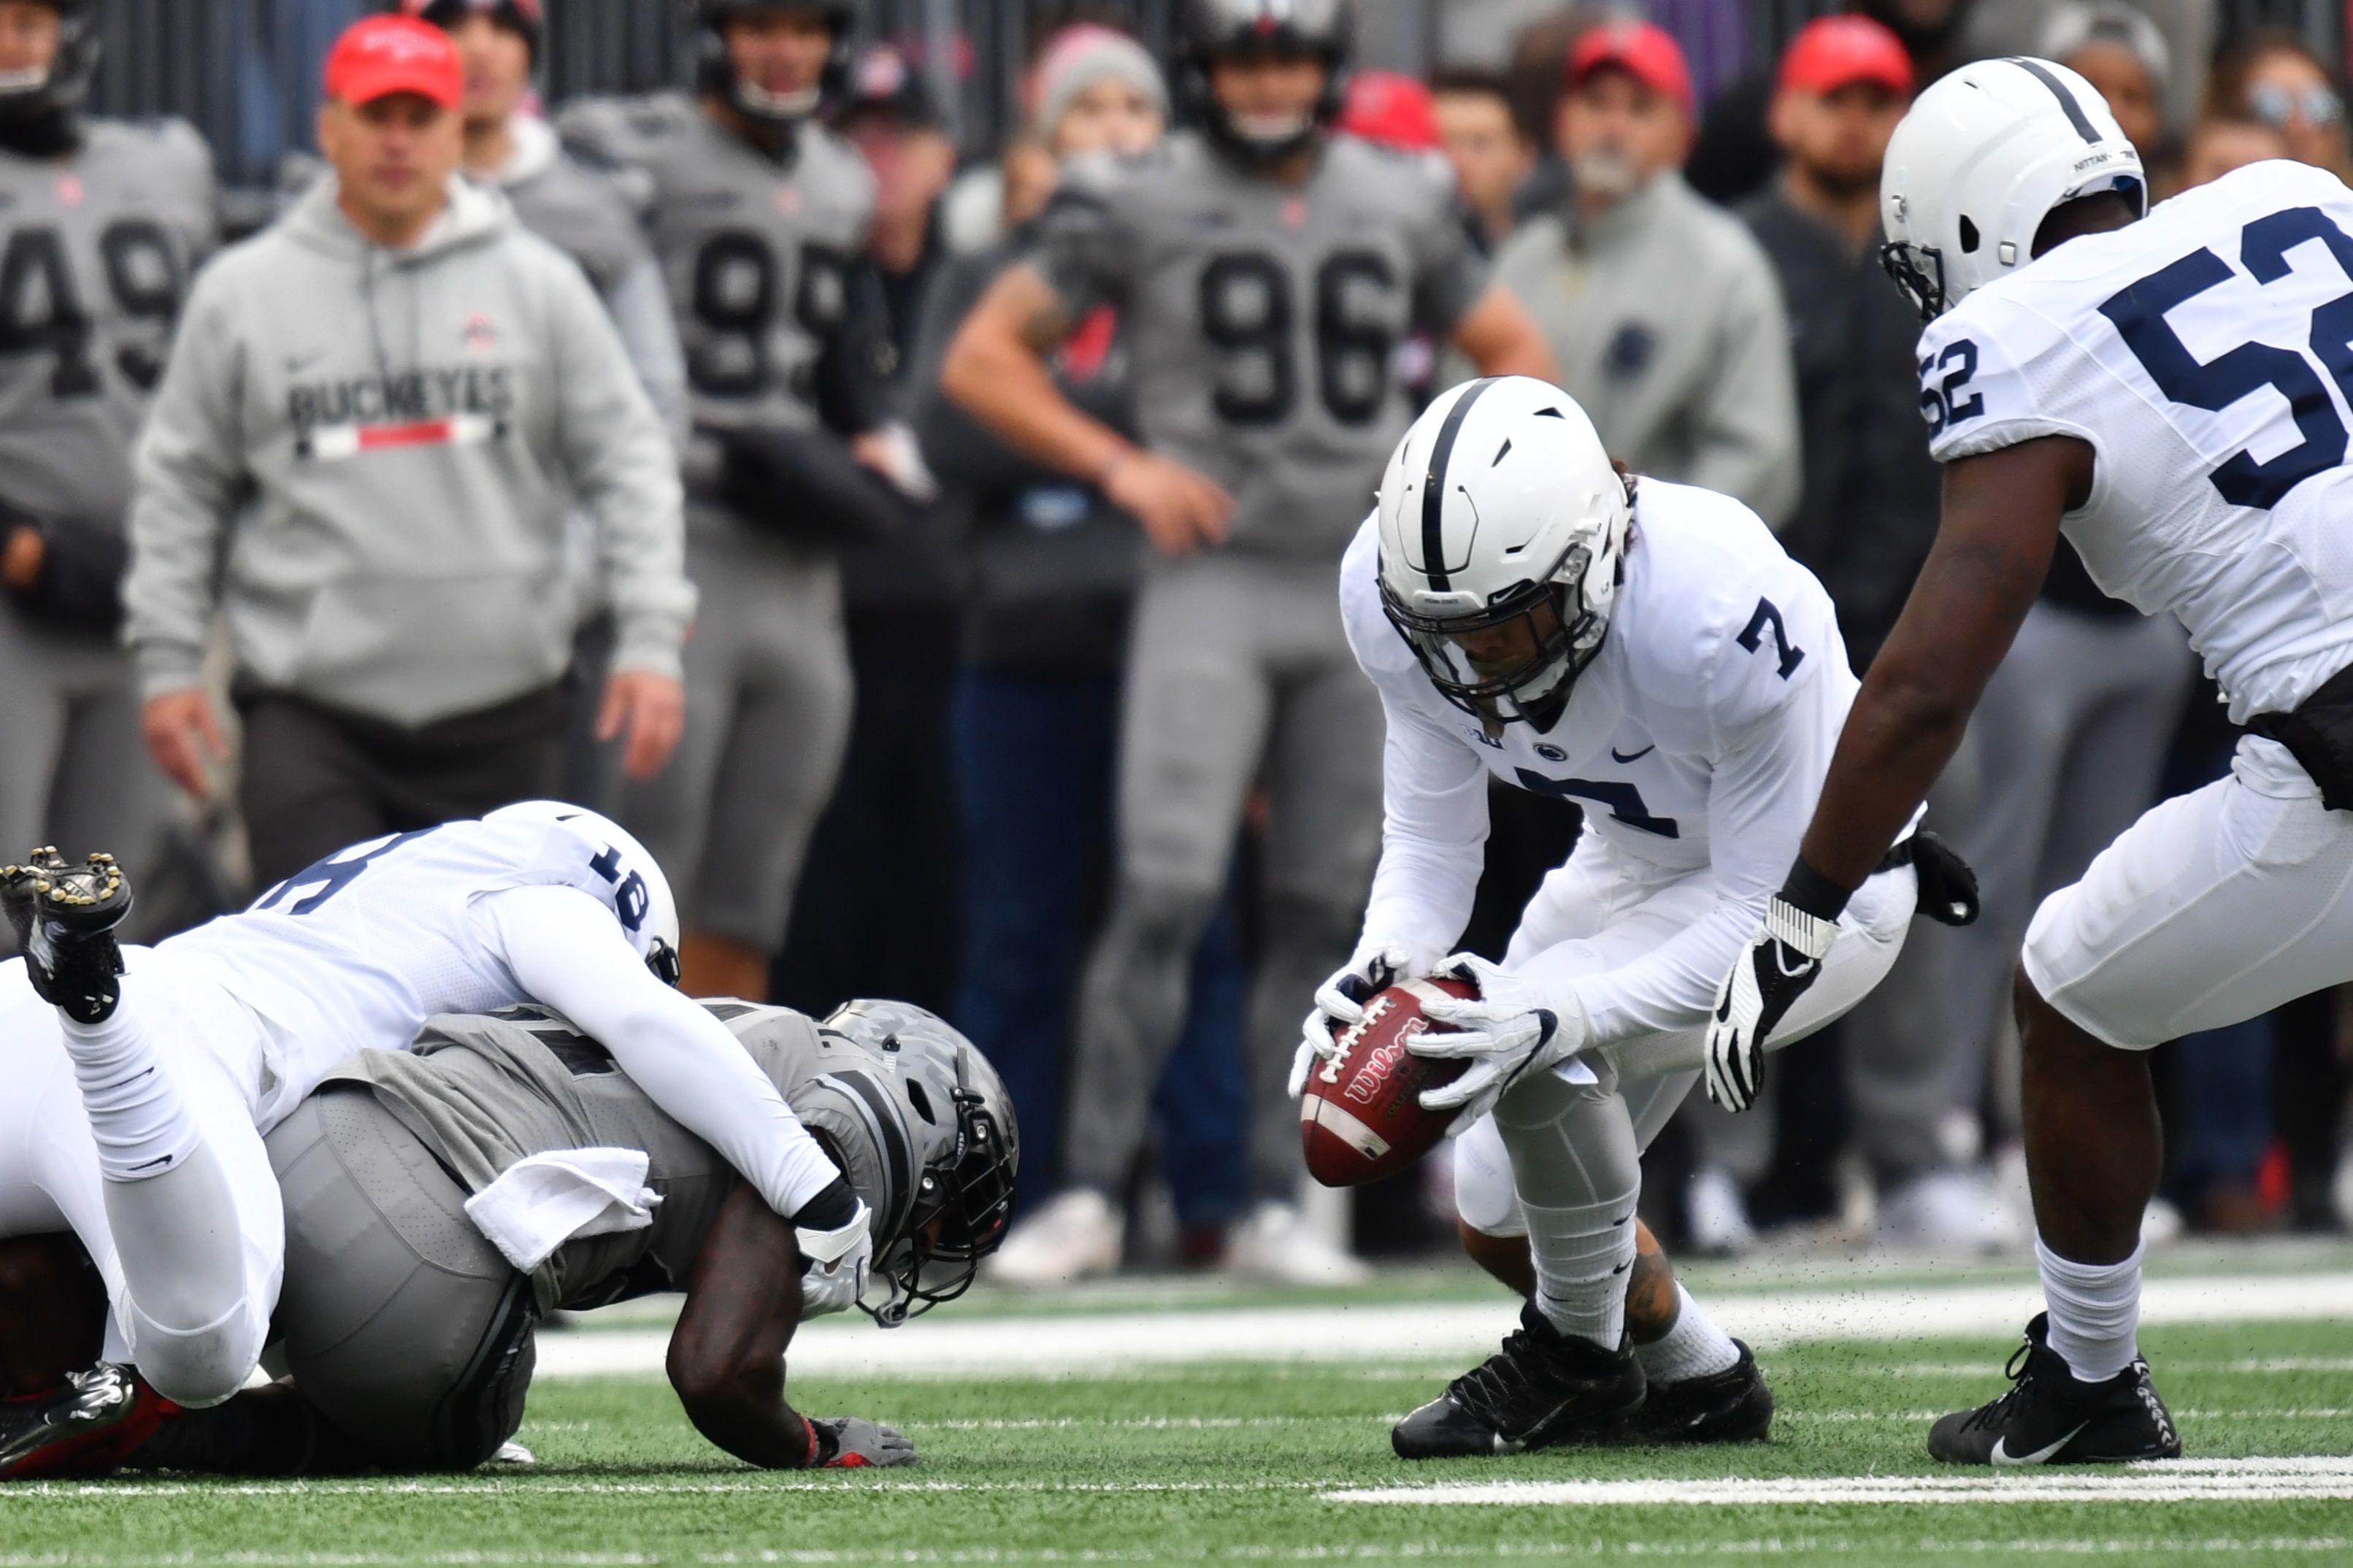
[548,257,696,682]
[479,885,844,1220]
[1358,676,1493,961]
[123,277,244,699]
[1409,196,1494,339]
[1682,247,1803,531]
[604,253,691,450]
[813,258,894,437]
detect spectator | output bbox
[913,23,1246,1227]
[1492,20,1799,526]
[772,45,964,1016]
[0,0,215,941]
[1432,67,1537,250]
[1340,69,1443,154]
[402,0,688,818]
[127,15,690,887]
[2041,4,2175,188]
[1730,14,2010,1252]
[2206,28,2351,182]
[2179,112,2289,188]
[561,1,898,1002]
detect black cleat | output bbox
[1392,1304,1646,1459]
[1928,1313,2181,1465]
[0,1364,171,1481]
[1626,1340,1773,1445]
[2,849,132,1024]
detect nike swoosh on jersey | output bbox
[1611,745,1657,764]
[1990,1423,2087,1466]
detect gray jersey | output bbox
[0,118,215,529]
[321,1002,870,1311]
[558,93,875,438]
[1029,132,1486,559]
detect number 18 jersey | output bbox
[1917,158,2353,722]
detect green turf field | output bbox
[5,1315,2350,1568]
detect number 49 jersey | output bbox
[0,118,215,527]
[1032,132,1489,561]
[1917,158,2353,723]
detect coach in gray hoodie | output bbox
[126,15,691,885]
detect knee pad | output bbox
[1453,1115,1527,1239]
[1492,1069,1643,1214]
[126,1293,268,1410]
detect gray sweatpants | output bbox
[1064,552,1385,1203]
[0,606,164,929]
[264,1088,535,1472]
[1950,602,2194,1131]
[622,519,854,953]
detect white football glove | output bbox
[1408,953,1593,1134]
[796,1199,874,1321]
[1288,939,1438,1098]
[1705,896,1840,1114]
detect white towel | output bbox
[464,1148,664,1273]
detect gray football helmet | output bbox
[0,0,101,123]
[693,0,856,128]
[1178,0,1353,166]
[807,999,1018,1326]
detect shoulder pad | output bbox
[557,92,696,169]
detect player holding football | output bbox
[0,805,876,1474]
[945,0,1554,1283]
[0,999,1016,1477]
[1705,58,2353,1467]
[1303,376,1977,1457]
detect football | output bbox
[1299,975,1476,1188]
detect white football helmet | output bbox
[1374,376,1630,734]
[485,801,682,986]
[1881,56,2146,321]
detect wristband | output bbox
[1778,858,1854,923]
[792,1175,859,1232]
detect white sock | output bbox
[59,1002,200,1181]
[1636,1284,1741,1384]
[2038,1234,2143,1383]
[1525,1194,1638,1350]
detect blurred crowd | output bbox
[11,0,2353,1289]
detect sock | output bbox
[1636,1285,1740,1384]
[2038,1234,2143,1383]
[1524,1194,1638,1349]
[58,1003,199,1181]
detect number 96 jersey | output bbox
[1030,133,1489,561]
[557,93,874,438]
[1916,158,2353,724]
[0,118,215,526]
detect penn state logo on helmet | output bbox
[1178,0,1354,166]
[1880,56,2145,320]
[1375,377,1630,737]
[0,0,102,121]
[691,0,856,128]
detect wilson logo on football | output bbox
[1343,1019,1427,1107]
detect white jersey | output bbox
[1340,479,1869,1047]
[1918,158,2353,723]
[157,816,660,1130]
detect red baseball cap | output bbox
[1567,21,1694,118]
[1341,70,1441,153]
[1777,15,1914,99]
[323,15,464,109]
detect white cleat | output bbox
[488,1440,537,1468]
[1686,1166,1757,1258]
[983,1188,1124,1288]
[1876,1168,2026,1256]
[1223,1200,1372,1288]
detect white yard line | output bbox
[534,1273,2353,1381]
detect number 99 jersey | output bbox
[0,118,215,526]
[1029,132,1489,561]
[1915,158,2353,724]
[556,93,874,438]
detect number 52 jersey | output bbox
[1916,158,2353,724]
[0,118,215,527]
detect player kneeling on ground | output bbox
[0,999,1016,1475]
[1297,377,1976,1457]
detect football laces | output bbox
[1320,994,1395,1085]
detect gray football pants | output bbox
[264,1088,536,1472]
[0,607,164,934]
[1064,553,1385,1204]
[1949,602,2194,1134]
[622,522,854,954]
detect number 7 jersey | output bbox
[1916,158,2353,723]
